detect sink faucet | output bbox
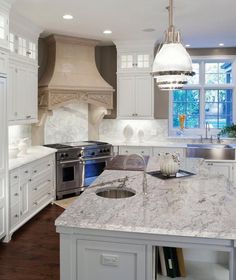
[205,122,210,139]
[123,154,148,195]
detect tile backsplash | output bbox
[99,119,169,143]
[44,102,89,144]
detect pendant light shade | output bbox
[152,0,194,90]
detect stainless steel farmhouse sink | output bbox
[96,187,136,199]
[186,143,236,160]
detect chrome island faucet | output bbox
[123,154,148,195]
[205,121,210,139]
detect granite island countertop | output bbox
[55,156,236,240]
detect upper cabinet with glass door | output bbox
[115,41,154,73]
[9,33,37,61]
[0,0,12,50]
[118,52,153,73]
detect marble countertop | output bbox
[108,141,188,148]
[9,146,57,170]
[56,156,236,240]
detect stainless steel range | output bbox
[44,141,113,199]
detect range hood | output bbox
[33,34,114,145]
[38,34,114,114]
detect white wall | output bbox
[8,125,32,146]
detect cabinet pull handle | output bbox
[14,193,19,196]
[14,175,18,179]
[26,115,31,119]
[25,170,28,174]
[48,179,51,182]
[26,51,31,55]
[34,187,37,191]
[47,164,51,167]
[33,170,37,173]
[29,178,32,182]
[34,202,38,206]
[48,192,51,195]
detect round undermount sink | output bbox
[96,187,136,199]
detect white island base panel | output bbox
[57,228,236,280]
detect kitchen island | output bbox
[55,156,236,280]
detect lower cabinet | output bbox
[9,154,55,236]
[204,161,234,184]
[74,240,146,280]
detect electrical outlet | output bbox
[101,254,119,266]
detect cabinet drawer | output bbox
[10,204,20,229]
[31,191,52,210]
[10,183,20,207]
[31,156,53,178]
[19,165,31,180]
[119,146,152,156]
[10,170,19,185]
[31,177,53,200]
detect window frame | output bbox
[169,55,236,137]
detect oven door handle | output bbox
[59,159,81,164]
[80,155,113,162]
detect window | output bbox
[170,58,235,135]
[18,37,27,56]
[9,33,15,53]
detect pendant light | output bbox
[152,0,194,90]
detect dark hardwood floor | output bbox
[0,204,64,280]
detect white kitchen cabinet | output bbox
[9,155,55,238]
[117,74,153,118]
[204,161,234,184]
[0,1,10,51]
[0,76,7,240]
[119,146,153,156]
[9,32,37,61]
[0,49,8,74]
[118,52,153,73]
[75,240,146,280]
[8,58,38,123]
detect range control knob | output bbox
[60,154,64,158]
[65,153,69,157]
[78,153,82,157]
[91,152,95,156]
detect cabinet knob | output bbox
[14,193,19,196]
[14,175,18,179]
[34,187,37,191]
[48,192,51,195]
[33,202,38,206]
[33,170,37,173]
[29,178,32,182]
[48,179,51,182]
[47,164,51,167]
[25,170,28,174]
[14,214,19,218]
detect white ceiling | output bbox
[11,0,236,48]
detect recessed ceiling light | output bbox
[103,30,112,34]
[185,44,191,47]
[219,43,224,47]
[63,14,73,20]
